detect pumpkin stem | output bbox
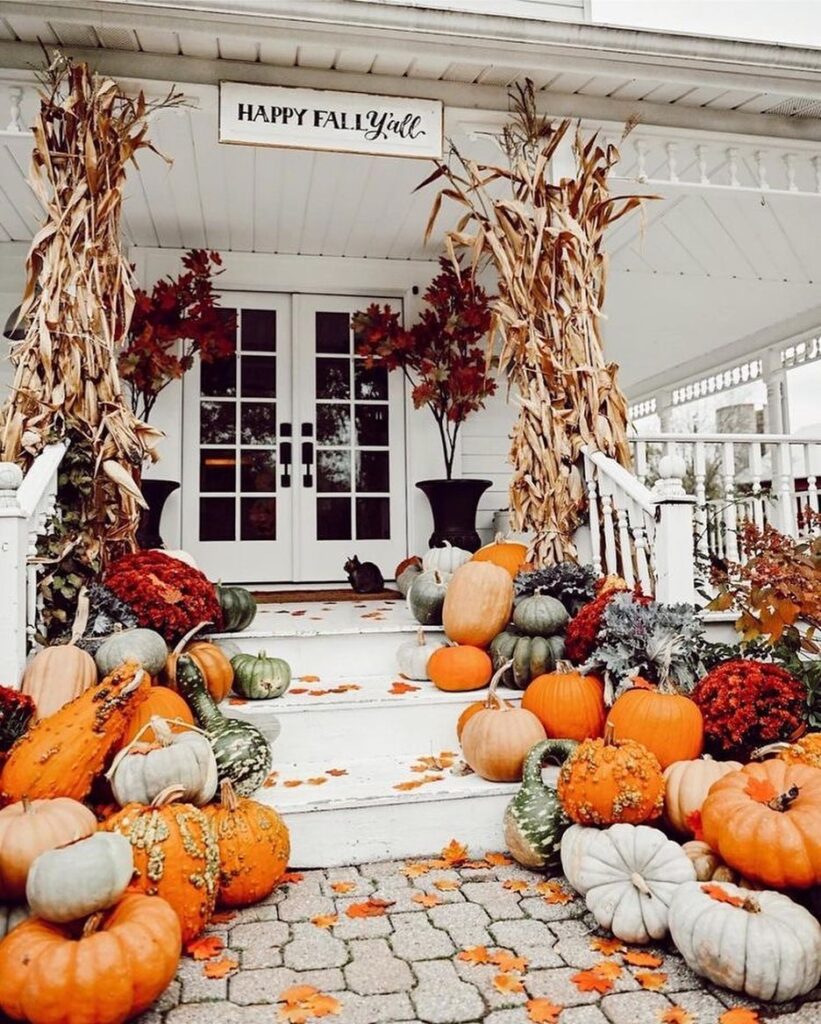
[220,779,239,811]
[151,784,187,808]
[750,742,790,762]
[629,871,652,896]
[258,650,268,658]
[767,784,800,812]
[122,668,146,696]
[69,586,90,645]
[21,796,32,813]
[603,721,616,746]
[416,627,426,646]
[173,621,214,656]
[486,661,514,709]
[82,912,105,938]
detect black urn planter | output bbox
[417,478,491,552]
[136,478,180,550]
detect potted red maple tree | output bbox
[118,249,236,548]
[353,257,495,550]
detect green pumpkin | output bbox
[231,651,291,700]
[396,562,422,598]
[407,570,449,626]
[95,629,168,677]
[216,584,257,632]
[512,590,569,637]
[489,629,565,690]
[174,654,272,795]
[503,738,578,870]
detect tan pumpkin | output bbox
[460,662,547,782]
[164,624,234,702]
[471,534,528,578]
[21,645,97,721]
[681,840,741,884]
[442,562,513,648]
[663,757,744,836]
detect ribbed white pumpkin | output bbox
[26,832,134,923]
[559,824,600,896]
[578,823,696,943]
[396,628,445,681]
[669,880,821,1002]
[422,542,471,574]
[0,903,29,938]
[107,717,218,807]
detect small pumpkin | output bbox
[119,685,194,746]
[557,721,665,826]
[428,645,492,693]
[511,590,569,637]
[104,785,220,942]
[669,880,821,1002]
[407,570,449,626]
[753,733,821,769]
[606,682,704,769]
[164,624,235,702]
[489,629,565,690]
[681,840,739,883]
[204,780,290,907]
[231,651,291,700]
[0,798,97,901]
[107,717,218,808]
[578,823,696,944]
[396,628,444,681]
[701,760,821,889]
[0,903,28,939]
[396,560,423,598]
[95,629,168,677]
[663,756,744,836]
[442,561,513,648]
[216,583,257,632]
[522,664,606,741]
[471,533,528,578]
[503,739,577,870]
[21,645,97,721]
[0,892,181,1024]
[422,541,471,574]
[25,832,133,923]
[560,824,600,896]
[460,661,547,782]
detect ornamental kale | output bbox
[514,563,597,615]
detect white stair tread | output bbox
[213,598,438,640]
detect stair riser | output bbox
[217,630,445,678]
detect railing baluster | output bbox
[600,486,618,577]
[806,442,820,525]
[635,441,648,487]
[777,441,797,535]
[615,500,635,587]
[721,442,739,562]
[750,441,765,531]
[693,441,708,559]
[628,498,653,595]
[583,454,603,577]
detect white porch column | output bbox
[0,462,28,687]
[652,454,697,605]
[762,348,789,434]
[656,388,675,433]
[762,348,796,533]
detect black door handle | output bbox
[302,441,314,487]
[279,441,292,487]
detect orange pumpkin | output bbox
[522,664,606,741]
[21,645,98,721]
[428,646,492,693]
[104,785,219,943]
[0,892,181,1024]
[0,663,151,804]
[204,780,290,907]
[456,700,485,741]
[557,721,665,825]
[119,686,194,746]
[442,562,513,648]
[164,626,234,703]
[606,683,704,769]
[753,733,821,769]
[701,760,821,890]
[471,533,528,578]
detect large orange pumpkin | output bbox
[442,562,513,648]
[204,780,290,907]
[428,646,492,692]
[606,683,704,769]
[0,664,151,804]
[119,686,194,747]
[557,721,665,825]
[103,786,219,942]
[164,627,234,703]
[0,892,181,1024]
[522,664,606,741]
[21,645,98,721]
[701,760,821,889]
[471,534,528,578]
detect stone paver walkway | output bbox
[139,857,821,1024]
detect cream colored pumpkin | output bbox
[395,628,444,682]
[559,824,600,897]
[21,645,98,720]
[669,881,821,1002]
[681,840,737,883]
[578,823,696,944]
[442,561,514,648]
[422,542,471,575]
[0,903,28,939]
[26,832,134,923]
[663,757,743,835]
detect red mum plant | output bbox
[691,659,807,759]
[565,576,650,663]
[104,551,222,644]
[0,686,35,754]
[352,257,494,479]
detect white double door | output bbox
[183,293,407,583]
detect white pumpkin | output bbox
[26,832,134,923]
[560,824,600,896]
[422,542,471,575]
[578,823,696,944]
[107,717,218,807]
[663,757,743,835]
[396,627,445,681]
[0,903,29,938]
[669,880,821,1002]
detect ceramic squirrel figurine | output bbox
[344,556,385,594]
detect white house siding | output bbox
[460,389,517,544]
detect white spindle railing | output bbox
[0,443,67,685]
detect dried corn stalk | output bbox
[1,55,182,576]
[424,83,650,565]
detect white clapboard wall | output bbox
[460,389,517,542]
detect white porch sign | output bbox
[219,82,443,159]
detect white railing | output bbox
[629,433,821,562]
[0,443,67,686]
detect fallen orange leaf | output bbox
[281,872,304,884]
[491,950,528,973]
[284,779,303,788]
[290,688,308,695]
[402,862,431,878]
[660,1008,695,1024]
[636,972,667,991]
[589,936,625,956]
[389,681,420,694]
[263,773,278,788]
[719,1011,760,1024]
[311,914,338,929]
[300,675,321,682]
[535,881,574,904]
[526,999,563,1023]
[210,911,237,925]
[227,698,248,706]
[412,892,441,908]
[503,879,530,893]
[394,780,425,791]
[493,974,525,994]
[330,881,356,894]
[701,883,745,908]
[277,985,341,1023]
[307,777,328,786]
[571,968,614,994]
[591,960,622,980]
[457,946,490,965]
[203,957,239,979]
[484,852,513,867]
[326,768,348,777]
[433,879,460,891]
[185,935,224,960]
[744,776,777,804]
[440,839,468,866]
[623,950,663,968]
[345,898,395,919]
[307,690,330,697]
